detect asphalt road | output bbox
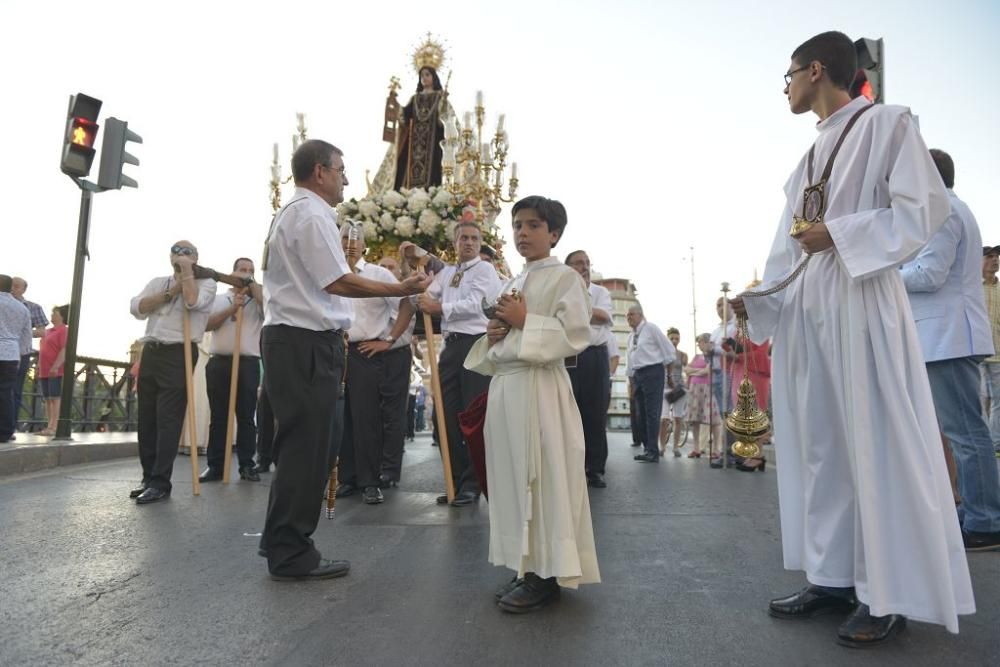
[1,431,997,666]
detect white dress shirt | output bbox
[346,259,399,342]
[0,293,31,361]
[428,258,502,335]
[588,282,613,347]
[605,327,619,362]
[263,187,354,331]
[626,320,676,375]
[130,276,217,343]
[208,291,264,357]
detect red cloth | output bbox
[458,391,489,501]
[38,324,68,378]
[730,339,771,409]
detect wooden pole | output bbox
[423,311,455,502]
[182,307,201,496]
[222,304,245,484]
[326,458,339,519]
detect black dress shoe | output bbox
[362,486,384,504]
[129,484,147,499]
[497,573,560,613]
[586,472,607,488]
[436,493,450,504]
[135,487,170,504]
[335,483,356,498]
[634,452,659,463]
[836,604,906,648]
[630,441,641,447]
[254,460,272,473]
[768,586,857,619]
[269,558,351,582]
[239,466,261,482]
[494,575,523,601]
[450,491,480,507]
[198,468,224,482]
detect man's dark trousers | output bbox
[205,354,260,472]
[628,379,642,445]
[568,345,610,475]
[339,344,408,489]
[380,346,412,484]
[261,325,344,576]
[633,364,665,458]
[0,359,19,442]
[256,384,276,466]
[137,343,197,492]
[14,353,32,430]
[439,332,490,494]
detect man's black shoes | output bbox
[239,466,261,482]
[198,468,224,482]
[135,487,170,505]
[269,558,350,582]
[586,472,607,488]
[128,485,147,499]
[634,452,659,463]
[362,486,384,504]
[836,604,906,648]
[768,586,857,619]
[963,529,1000,552]
[494,576,522,601]
[497,573,559,613]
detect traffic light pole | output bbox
[54,180,99,441]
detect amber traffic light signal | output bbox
[60,93,103,178]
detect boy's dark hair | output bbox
[929,149,955,189]
[233,257,255,271]
[56,304,70,326]
[512,195,567,247]
[292,139,343,183]
[0,275,11,292]
[791,31,857,91]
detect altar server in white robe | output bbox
[730,31,973,647]
[466,195,600,614]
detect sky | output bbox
[2,0,998,361]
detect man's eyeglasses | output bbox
[323,164,346,176]
[784,65,811,86]
[170,245,196,256]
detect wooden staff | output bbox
[182,307,201,496]
[221,303,245,484]
[326,458,339,519]
[419,282,455,502]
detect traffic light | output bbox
[97,117,142,190]
[60,93,102,178]
[854,37,885,103]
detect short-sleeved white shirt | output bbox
[588,282,613,346]
[208,291,264,357]
[346,259,399,341]
[263,187,354,331]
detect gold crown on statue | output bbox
[412,32,446,72]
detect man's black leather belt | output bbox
[144,341,186,349]
[444,332,478,343]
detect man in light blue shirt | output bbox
[0,275,32,442]
[902,148,1000,552]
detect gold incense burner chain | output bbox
[725,314,771,459]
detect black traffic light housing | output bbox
[98,118,143,190]
[60,93,103,178]
[853,37,885,104]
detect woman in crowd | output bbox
[659,327,689,457]
[683,333,723,460]
[38,304,69,436]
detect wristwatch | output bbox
[381,334,396,344]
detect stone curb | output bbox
[0,441,138,477]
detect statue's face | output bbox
[420,68,434,90]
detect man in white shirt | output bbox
[625,304,676,463]
[980,245,1000,455]
[260,139,430,581]
[0,275,31,443]
[902,149,1000,553]
[129,241,217,504]
[199,257,265,483]
[335,224,416,505]
[414,222,502,506]
[730,31,972,645]
[565,250,612,487]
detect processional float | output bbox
[267,33,519,509]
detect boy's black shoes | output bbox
[497,573,559,613]
[836,604,906,648]
[768,586,857,619]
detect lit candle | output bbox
[497,114,505,132]
[476,90,483,107]
[481,143,491,163]
[271,164,281,183]
[296,112,305,132]
[511,162,518,179]
[292,135,300,151]
[272,142,279,164]
[463,112,472,130]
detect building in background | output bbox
[593,274,639,430]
